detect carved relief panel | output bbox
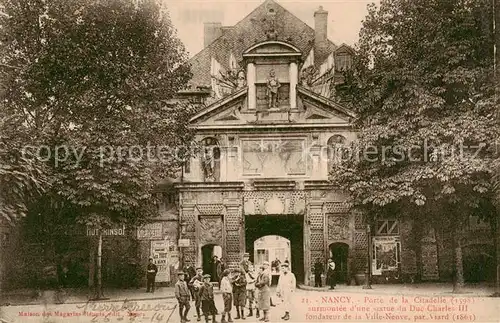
[243,191,305,215]
[242,138,308,177]
[327,214,350,241]
[199,217,223,245]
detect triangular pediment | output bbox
[189,86,356,129]
[306,113,329,120]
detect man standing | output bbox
[271,258,281,273]
[175,272,191,323]
[255,262,271,322]
[313,258,324,287]
[189,267,204,321]
[146,258,158,293]
[239,253,252,273]
[184,262,197,300]
[211,255,222,283]
[276,263,296,321]
[245,264,257,317]
[327,259,336,290]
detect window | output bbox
[335,53,353,72]
[256,249,269,265]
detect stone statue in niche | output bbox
[300,65,318,88]
[266,69,281,108]
[236,69,246,89]
[202,147,215,181]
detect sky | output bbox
[163,0,379,58]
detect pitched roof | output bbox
[188,0,337,87]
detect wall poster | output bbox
[150,240,169,283]
[372,236,401,275]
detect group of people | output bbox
[174,252,296,323]
[313,258,337,289]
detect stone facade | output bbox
[175,0,496,286]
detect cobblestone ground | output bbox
[1,286,500,323]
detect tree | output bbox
[332,0,497,292]
[0,0,194,297]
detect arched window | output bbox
[200,137,220,182]
[327,135,348,170]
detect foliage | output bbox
[332,0,497,222]
[0,0,193,226]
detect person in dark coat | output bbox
[211,255,222,283]
[255,262,271,322]
[199,274,218,323]
[232,269,247,320]
[239,253,252,273]
[327,258,336,290]
[175,272,191,323]
[184,263,197,299]
[189,267,204,321]
[146,258,158,293]
[313,258,324,287]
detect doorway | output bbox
[463,244,495,283]
[245,215,304,284]
[329,242,349,284]
[201,244,222,282]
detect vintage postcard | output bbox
[1,0,499,322]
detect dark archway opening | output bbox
[463,244,495,283]
[245,215,304,284]
[329,242,349,284]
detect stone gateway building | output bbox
[0,0,494,290]
[174,0,495,286]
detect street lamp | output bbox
[363,223,373,289]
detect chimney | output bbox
[314,6,328,50]
[204,22,222,48]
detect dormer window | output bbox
[335,53,353,72]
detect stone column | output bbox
[247,63,256,110]
[289,62,298,109]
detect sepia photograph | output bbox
[0,0,500,322]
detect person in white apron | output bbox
[276,263,296,321]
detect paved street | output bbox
[1,285,500,323]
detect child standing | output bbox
[219,269,233,323]
[199,274,218,323]
[174,272,191,323]
[232,268,247,319]
[245,265,256,317]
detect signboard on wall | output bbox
[151,240,169,282]
[86,225,126,236]
[137,222,163,240]
[372,236,401,276]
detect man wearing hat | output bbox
[199,274,218,323]
[175,271,191,323]
[189,267,204,321]
[255,261,271,322]
[146,258,158,293]
[239,252,252,273]
[276,263,296,321]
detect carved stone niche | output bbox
[199,216,223,245]
[328,214,350,241]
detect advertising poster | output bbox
[150,240,169,283]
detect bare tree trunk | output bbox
[452,223,465,293]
